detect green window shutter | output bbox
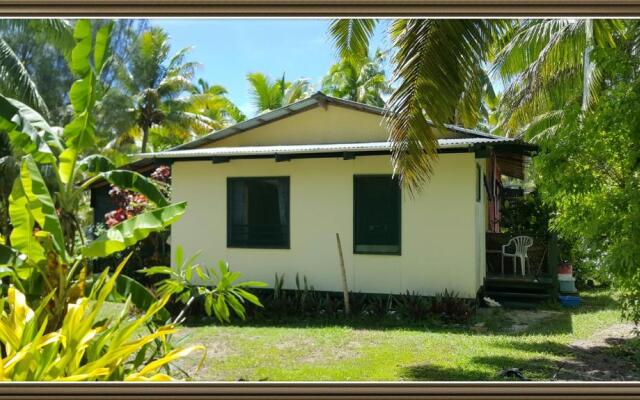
[354,175,401,255]
[227,177,290,248]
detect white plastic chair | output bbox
[501,236,533,276]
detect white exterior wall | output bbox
[171,152,482,298]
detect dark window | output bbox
[354,175,401,255]
[227,177,290,248]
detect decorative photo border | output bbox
[0,1,639,398]
[0,0,639,16]
[1,382,640,399]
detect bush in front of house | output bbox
[431,289,476,323]
[394,290,431,321]
[187,273,476,325]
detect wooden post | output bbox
[336,233,351,315]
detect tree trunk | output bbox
[582,18,594,111]
[141,124,150,154]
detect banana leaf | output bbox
[99,170,169,207]
[0,95,62,164]
[77,154,115,174]
[81,202,187,259]
[11,156,68,262]
[64,20,114,151]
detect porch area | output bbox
[483,232,559,307]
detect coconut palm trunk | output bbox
[141,124,150,154]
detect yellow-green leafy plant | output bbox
[0,253,204,381]
[141,246,266,324]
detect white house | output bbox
[139,93,537,299]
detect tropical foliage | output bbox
[101,27,243,154]
[321,50,391,107]
[327,19,630,187]
[246,72,312,114]
[190,79,246,130]
[0,20,74,120]
[0,256,204,381]
[491,19,623,138]
[0,20,187,330]
[141,246,266,324]
[534,44,640,322]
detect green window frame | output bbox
[227,177,290,249]
[353,175,401,255]
[476,163,482,202]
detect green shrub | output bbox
[394,290,431,321]
[430,289,475,323]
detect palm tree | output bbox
[0,19,74,118]
[489,19,624,139]
[246,72,312,114]
[109,27,212,153]
[329,19,625,189]
[321,49,391,107]
[190,78,246,130]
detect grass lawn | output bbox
[164,289,638,381]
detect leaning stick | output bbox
[336,233,351,315]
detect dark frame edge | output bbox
[2,1,640,16]
[1,1,640,398]
[1,382,640,399]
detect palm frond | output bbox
[283,79,312,105]
[494,19,621,136]
[247,72,281,113]
[167,46,193,72]
[157,75,196,98]
[329,19,378,60]
[0,19,74,56]
[386,19,505,190]
[0,38,49,116]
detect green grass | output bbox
[166,289,628,381]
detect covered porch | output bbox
[485,232,558,281]
[483,232,558,306]
[480,146,558,306]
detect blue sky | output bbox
[152,19,389,116]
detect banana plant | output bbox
[0,20,187,331]
[0,253,205,381]
[0,153,186,330]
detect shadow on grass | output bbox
[399,355,560,381]
[400,333,640,381]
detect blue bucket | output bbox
[559,295,581,308]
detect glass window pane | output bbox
[354,176,401,255]
[227,177,289,248]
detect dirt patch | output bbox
[506,309,565,333]
[297,337,363,364]
[170,331,240,379]
[554,323,640,381]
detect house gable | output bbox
[173,93,477,151]
[205,104,388,148]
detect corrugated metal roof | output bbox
[170,92,501,151]
[138,137,523,159]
